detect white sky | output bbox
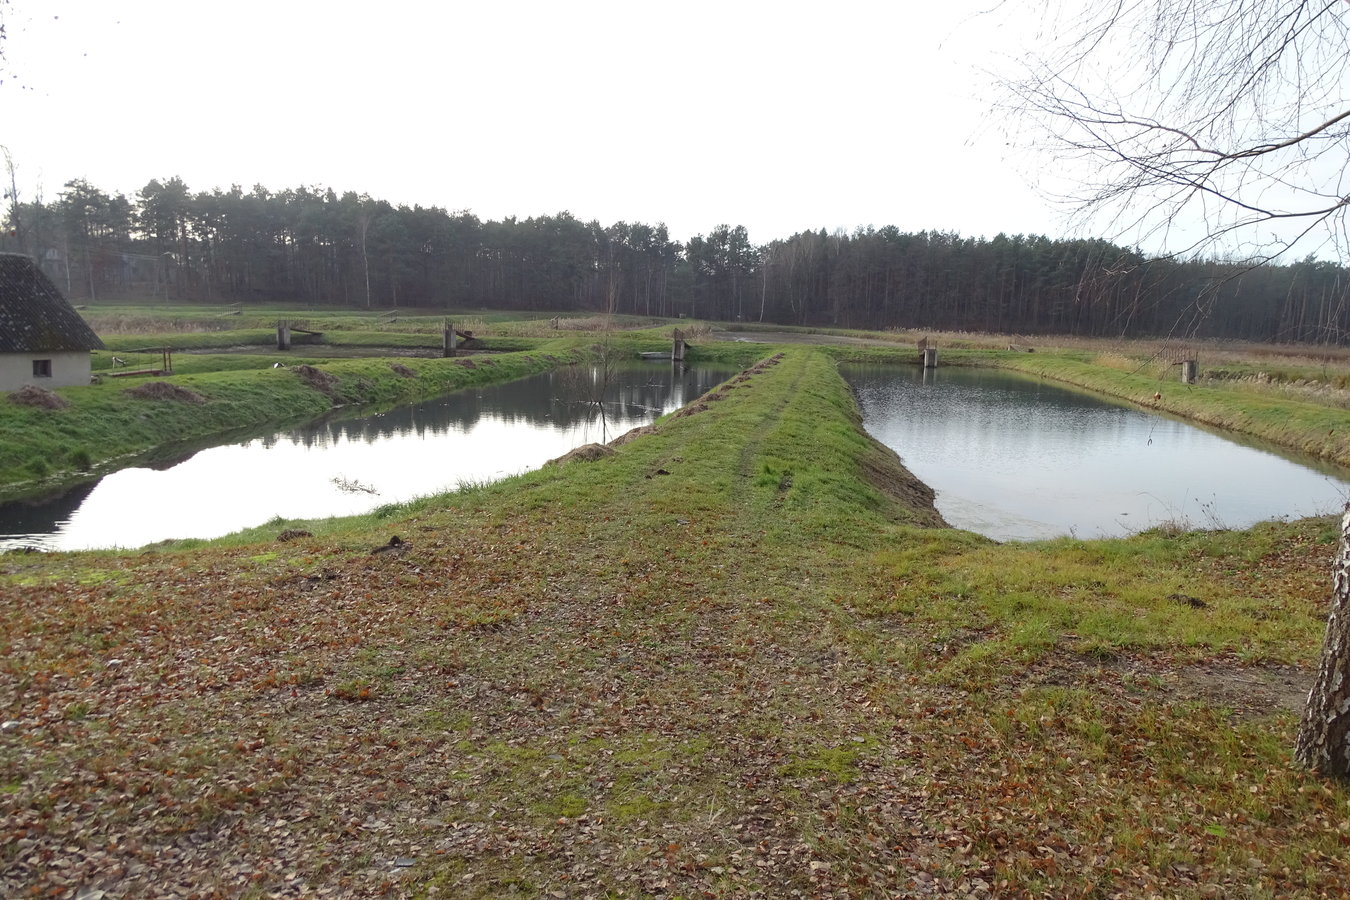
[2,0,1068,245]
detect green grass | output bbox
[97,328,549,353]
[4,320,1350,896]
[979,351,1350,466]
[0,348,589,493]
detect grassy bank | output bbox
[3,331,768,495]
[2,348,1347,897]
[0,350,583,494]
[984,352,1350,468]
[85,307,702,349]
[97,330,548,354]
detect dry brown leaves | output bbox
[2,359,1348,898]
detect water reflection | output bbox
[1,363,734,551]
[846,365,1350,541]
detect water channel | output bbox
[846,365,1350,541]
[0,362,737,552]
[7,361,1347,551]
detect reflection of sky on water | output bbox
[2,364,734,551]
[847,366,1350,541]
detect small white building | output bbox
[0,253,105,390]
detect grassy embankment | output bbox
[0,316,739,495]
[84,307,681,356]
[0,349,576,494]
[3,347,1348,897]
[992,351,1350,467]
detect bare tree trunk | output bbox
[3,147,24,255]
[1295,504,1350,779]
[359,213,372,309]
[759,255,768,323]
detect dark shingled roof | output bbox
[0,253,104,352]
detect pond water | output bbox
[846,365,1350,541]
[1,363,736,552]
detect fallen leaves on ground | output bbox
[3,352,1348,898]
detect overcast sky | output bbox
[3,0,1071,245]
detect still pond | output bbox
[4,362,1347,551]
[846,365,1350,541]
[0,363,736,552]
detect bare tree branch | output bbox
[1000,0,1350,262]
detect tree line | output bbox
[5,176,1349,343]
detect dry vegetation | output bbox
[82,313,247,335]
[7,386,68,411]
[291,365,339,396]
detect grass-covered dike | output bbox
[3,335,1349,897]
[0,350,582,495]
[0,315,757,495]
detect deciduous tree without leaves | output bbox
[1002,0,1350,777]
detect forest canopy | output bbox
[5,176,1349,344]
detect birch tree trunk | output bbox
[1295,505,1350,779]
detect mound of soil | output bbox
[293,365,338,395]
[390,364,417,378]
[610,425,656,447]
[126,381,206,404]
[546,443,615,466]
[455,359,477,369]
[747,354,784,375]
[276,529,313,542]
[9,385,68,410]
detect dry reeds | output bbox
[83,313,240,334]
[1093,352,1173,380]
[554,315,616,332]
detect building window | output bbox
[32,359,52,378]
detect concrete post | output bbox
[443,322,457,358]
[1181,360,1197,384]
[922,347,938,369]
[277,322,291,351]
